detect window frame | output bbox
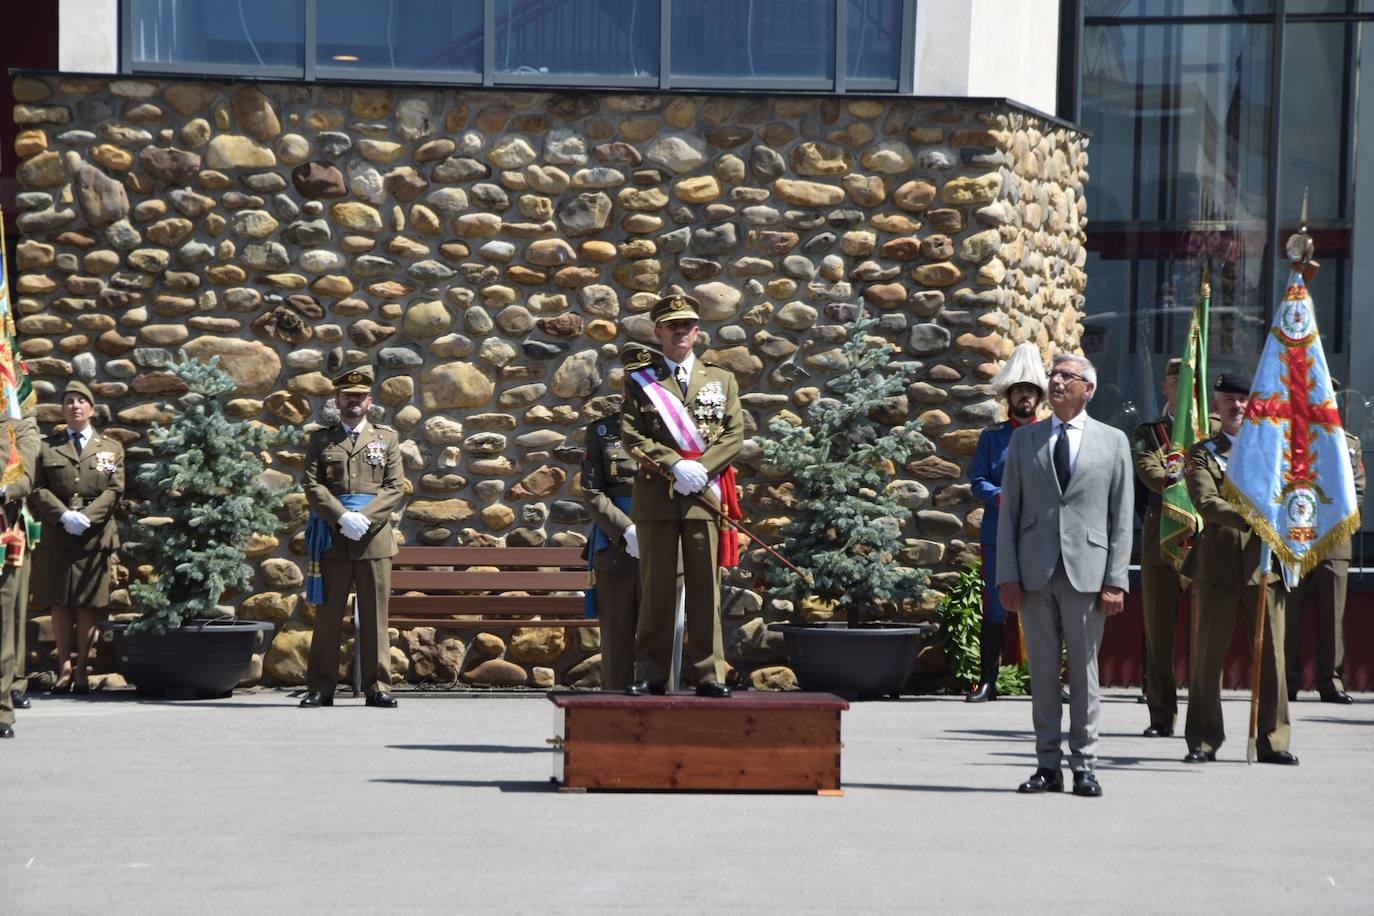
[119,0,916,94]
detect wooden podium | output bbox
[548,691,848,794]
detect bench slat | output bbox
[393,546,586,566]
[390,571,587,590]
[390,595,583,612]
[388,617,601,628]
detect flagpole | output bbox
[1246,543,1271,765]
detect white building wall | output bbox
[913,0,1061,113]
[59,0,119,74]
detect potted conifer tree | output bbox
[107,355,296,698]
[758,311,935,699]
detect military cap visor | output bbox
[62,380,95,403]
[1214,372,1252,395]
[651,294,701,324]
[1164,358,1183,377]
[333,366,374,393]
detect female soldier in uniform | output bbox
[30,381,123,693]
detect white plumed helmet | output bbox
[990,342,1049,398]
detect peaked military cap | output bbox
[621,342,662,371]
[1165,358,1183,377]
[1214,372,1252,395]
[650,294,700,324]
[333,365,374,393]
[62,380,95,402]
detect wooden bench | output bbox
[386,546,595,630]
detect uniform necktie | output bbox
[349,429,359,445]
[676,365,690,395]
[1053,423,1072,492]
[70,430,83,453]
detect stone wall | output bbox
[9,74,1087,690]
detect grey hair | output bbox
[1052,353,1097,400]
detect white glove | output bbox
[671,459,709,495]
[623,524,640,559]
[60,510,91,536]
[338,511,371,541]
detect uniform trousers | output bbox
[634,517,722,688]
[1186,583,1289,755]
[1283,559,1347,695]
[1020,562,1106,773]
[307,557,392,696]
[1141,563,1186,729]
[594,547,640,691]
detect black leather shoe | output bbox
[366,691,398,708]
[625,681,651,697]
[1183,749,1213,764]
[1257,750,1300,766]
[695,682,731,699]
[965,682,997,702]
[0,723,13,738]
[1061,688,1071,704]
[1288,688,1298,702]
[299,691,333,708]
[1142,725,1173,738]
[1072,771,1103,797]
[1017,768,1063,793]
[11,690,30,710]
[1320,690,1354,705]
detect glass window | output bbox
[1080,17,1274,430]
[1285,0,1374,14]
[670,0,835,83]
[845,0,901,84]
[318,0,483,75]
[130,0,304,69]
[1085,1,1272,18]
[493,0,659,79]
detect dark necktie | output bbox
[71,431,83,454]
[349,429,359,446]
[1054,423,1072,492]
[675,365,689,396]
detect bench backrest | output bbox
[388,546,592,627]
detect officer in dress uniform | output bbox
[300,366,405,708]
[621,294,743,698]
[0,407,41,733]
[29,380,123,696]
[1182,372,1296,765]
[1284,414,1365,705]
[580,371,644,691]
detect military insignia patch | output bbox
[365,439,387,466]
[95,451,117,476]
[693,380,727,443]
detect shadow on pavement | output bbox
[387,743,549,754]
[843,781,1008,794]
[1298,716,1374,726]
[371,777,554,792]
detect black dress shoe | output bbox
[1288,688,1298,702]
[1061,688,1071,704]
[366,691,398,708]
[11,690,30,709]
[965,682,997,702]
[299,691,333,708]
[0,723,13,738]
[695,682,731,698]
[1017,768,1063,793]
[1072,771,1103,797]
[625,681,651,697]
[1183,749,1213,764]
[1142,725,1173,738]
[1320,690,1354,705]
[1257,750,1300,766]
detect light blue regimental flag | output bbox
[1221,270,1361,585]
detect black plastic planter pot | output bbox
[105,620,275,699]
[773,623,935,700]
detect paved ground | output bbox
[1,687,1370,914]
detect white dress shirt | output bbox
[663,352,696,394]
[1051,413,1086,477]
[69,426,91,454]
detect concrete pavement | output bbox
[1,688,1370,914]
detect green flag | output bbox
[1159,271,1211,571]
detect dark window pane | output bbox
[671,0,835,82]
[493,0,659,78]
[318,0,482,74]
[1277,21,1355,222]
[846,0,901,83]
[1085,0,1271,18]
[130,0,304,69]
[1286,0,1374,13]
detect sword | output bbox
[629,448,812,585]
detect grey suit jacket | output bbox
[995,413,1134,594]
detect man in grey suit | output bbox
[997,353,1134,798]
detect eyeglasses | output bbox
[1049,369,1088,384]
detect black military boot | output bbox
[965,619,1004,702]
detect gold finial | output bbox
[1200,263,1211,300]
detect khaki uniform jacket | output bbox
[1184,433,1273,587]
[1133,413,1223,568]
[29,428,124,552]
[2,415,40,530]
[621,358,742,522]
[303,421,404,561]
